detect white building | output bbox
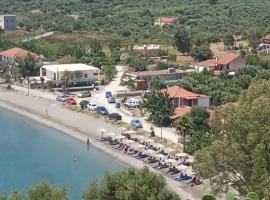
[40,64,101,81]
[0,15,16,30]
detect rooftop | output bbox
[133,44,161,51]
[196,53,241,67]
[170,106,192,120]
[41,64,100,72]
[0,47,38,60]
[0,15,16,17]
[128,69,192,77]
[161,85,208,99]
[155,17,176,23]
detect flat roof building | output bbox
[40,63,101,81]
[127,68,193,90]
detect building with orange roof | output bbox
[161,85,209,109]
[154,17,176,27]
[0,47,38,65]
[195,53,245,73]
[170,106,192,120]
[161,85,210,119]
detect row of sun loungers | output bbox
[101,133,202,187]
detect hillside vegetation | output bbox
[2,0,270,41]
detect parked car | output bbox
[66,97,77,105]
[87,102,97,111]
[108,96,115,103]
[79,100,90,108]
[105,91,112,98]
[78,91,91,98]
[130,119,143,128]
[96,106,109,115]
[108,113,122,120]
[125,98,141,108]
[56,95,67,102]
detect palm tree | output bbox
[176,115,193,152]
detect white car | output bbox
[87,102,97,111]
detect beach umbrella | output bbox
[97,128,107,132]
[143,149,156,155]
[97,128,107,138]
[114,135,126,139]
[106,132,116,136]
[165,159,177,163]
[153,154,166,159]
[133,144,145,149]
[175,152,189,158]
[154,143,164,148]
[126,130,136,134]
[119,127,126,134]
[130,134,145,140]
[176,165,189,171]
[143,138,154,143]
[164,148,175,153]
[123,140,135,144]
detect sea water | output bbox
[0,107,124,199]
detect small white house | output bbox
[40,63,101,81]
[0,15,16,30]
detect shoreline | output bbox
[0,90,206,200]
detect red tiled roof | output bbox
[217,53,240,65]
[161,85,208,99]
[196,54,241,68]
[196,59,216,68]
[0,47,38,60]
[156,17,176,23]
[170,106,192,120]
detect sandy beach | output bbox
[0,88,208,199]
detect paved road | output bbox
[91,65,179,144]
[22,31,54,42]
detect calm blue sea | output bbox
[0,107,124,199]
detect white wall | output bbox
[41,68,100,80]
[198,97,210,107]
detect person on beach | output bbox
[73,155,77,162]
[87,138,90,145]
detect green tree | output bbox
[109,38,121,64]
[16,53,39,80]
[149,76,166,90]
[202,195,216,200]
[190,106,209,131]
[223,33,235,48]
[28,182,67,200]
[176,115,193,152]
[209,0,218,5]
[247,29,262,50]
[103,65,116,81]
[83,168,180,200]
[174,29,192,55]
[190,44,213,61]
[156,62,168,70]
[142,91,173,126]
[194,80,270,198]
